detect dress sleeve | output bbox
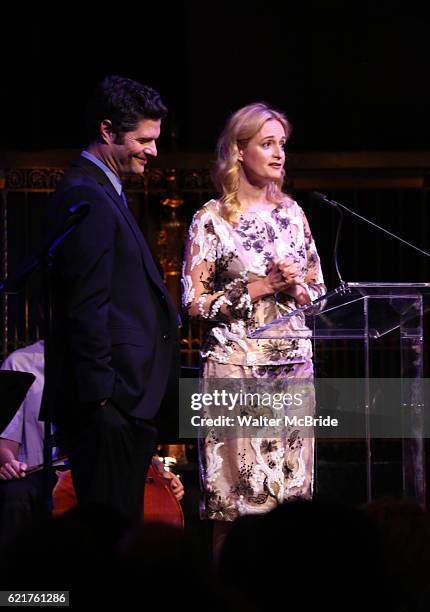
[181,207,252,322]
[298,206,326,302]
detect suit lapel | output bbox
[73,157,166,292]
[101,182,166,291]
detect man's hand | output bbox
[0,459,27,480]
[160,470,185,501]
[152,456,185,501]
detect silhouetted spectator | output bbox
[362,497,430,611]
[218,499,386,611]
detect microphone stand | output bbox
[312,191,430,274]
[0,202,90,516]
[311,192,430,504]
[327,198,346,290]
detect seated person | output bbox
[0,340,183,549]
[0,339,47,549]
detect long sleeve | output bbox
[51,186,116,403]
[298,206,326,302]
[181,208,252,322]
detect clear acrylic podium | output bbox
[249,282,430,505]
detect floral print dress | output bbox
[182,198,326,521]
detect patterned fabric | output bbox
[199,359,315,521]
[182,198,325,366]
[182,198,325,521]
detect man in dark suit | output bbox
[41,75,179,523]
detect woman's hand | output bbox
[276,258,302,286]
[264,263,293,293]
[248,259,310,304]
[276,258,312,305]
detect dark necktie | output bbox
[121,190,128,209]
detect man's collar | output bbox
[81,150,122,195]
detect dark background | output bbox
[2,3,430,302]
[1,3,429,153]
[1,4,429,504]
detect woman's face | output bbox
[238,119,286,186]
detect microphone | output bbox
[68,201,90,215]
[311,191,338,208]
[46,201,91,256]
[0,202,91,294]
[311,191,430,259]
[65,200,90,226]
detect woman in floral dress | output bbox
[181,103,325,553]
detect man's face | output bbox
[111,118,161,176]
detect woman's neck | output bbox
[237,183,271,212]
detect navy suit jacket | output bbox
[41,157,179,426]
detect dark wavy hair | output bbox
[85,75,167,142]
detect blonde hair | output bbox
[212,102,292,223]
